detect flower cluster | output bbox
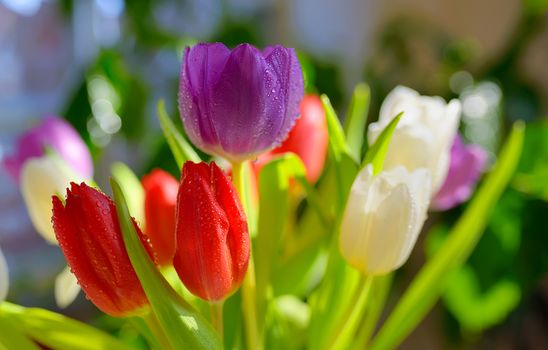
[0,42,498,350]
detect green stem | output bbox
[352,274,393,349]
[232,161,262,350]
[210,301,225,340]
[143,312,174,350]
[325,275,374,350]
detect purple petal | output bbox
[432,135,487,210]
[179,43,231,151]
[210,44,270,157]
[264,46,304,149]
[3,116,93,182]
[178,42,304,161]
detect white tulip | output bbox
[20,155,81,244]
[0,246,8,302]
[55,266,81,308]
[340,165,431,275]
[368,86,461,193]
[20,155,83,307]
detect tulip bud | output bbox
[340,165,431,275]
[174,161,250,301]
[270,94,328,183]
[368,86,460,193]
[52,183,150,317]
[0,246,8,302]
[3,116,93,183]
[21,156,81,244]
[142,169,179,266]
[432,135,487,210]
[178,43,304,162]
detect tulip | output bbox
[432,135,487,211]
[368,86,461,193]
[340,165,431,275]
[52,183,150,317]
[0,246,8,302]
[21,156,81,244]
[174,161,250,301]
[142,169,179,266]
[3,116,93,182]
[178,43,304,162]
[269,94,328,183]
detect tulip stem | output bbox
[210,301,224,339]
[143,312,174,350]
[231,161,262,350]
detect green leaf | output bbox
[321,94,359,210]
[362,112,403,175]
[442,265,521,331]
[110,178,221,350]
[322,94,353,164]
[344,83,371,161]
[0,313,41,350]
[255,154,307,323]
[369,122,525,350]
[111,162,145,224]
[0,303,134,350]
[157,99,201,169]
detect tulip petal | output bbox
[54,265,81,308]
[432,135,487,210]
[340,166,431,275]
[178,43,304,161]
[175,162,233,300]
[210,44,270,157]
[53,183,149,317]
[3,116,93,182]
[211,163,249,286]
[179,43,231,150]
[21,157,78,244]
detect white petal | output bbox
[54,266,81,308]
[340,166,432,275]
[20,157,80,244]
[368,86,461,195]
[0,247,8,302]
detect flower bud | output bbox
[174,161,250,301]
[0,246,8,302]
[178,43,304,162]
[3,116,93,182]
[368,86,460,193]
[270,94,328,183]
[340,165,431,275]
[52,183,150,317]
[432,135,487,210]
[142,169,179,266]
[21,156,81,244]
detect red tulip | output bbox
[174,162,250,301]
[270,94,328,183]
[52,183,150,317]
[142,169,178,266]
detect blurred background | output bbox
[0,0,546,349]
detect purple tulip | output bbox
[178,42,304,161]
[3,116,93,182]
[432,135,487,211]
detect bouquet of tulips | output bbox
[0,43,524,350]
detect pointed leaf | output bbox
[111,162,145,224]
[369,122,525,350]
[0,303,134,350]
[362,112,402,175]
[110,178,221,350]
[157,99,201,169]
[344,83,371,161]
